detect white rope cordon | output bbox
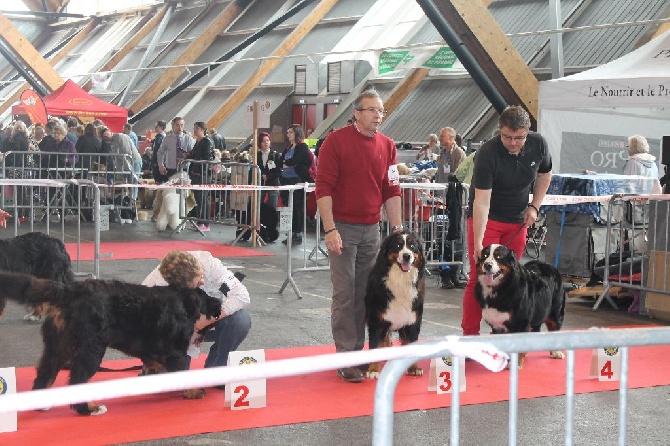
[0,337,508,414]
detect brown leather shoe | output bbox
[337,366,364,383]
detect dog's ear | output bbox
[378,232,397,259]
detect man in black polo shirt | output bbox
[461,105,552,336]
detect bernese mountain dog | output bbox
[0,271,222,415]
[365,232,426,379]
[475,244,566,368]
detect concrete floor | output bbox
[0,216,668,445]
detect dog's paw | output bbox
[365,370,380,380]
[182,388,207,399]
[23,313,41,322]
[406,366,423,376]
[550,350,565,360]
[91,404,107,416]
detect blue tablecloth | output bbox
[544,174,655,220]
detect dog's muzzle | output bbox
[398,252,413,272]
[481,261,503,283]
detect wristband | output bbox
[324,228,337,235]
[527,203,539,213]
[391,224,404,232]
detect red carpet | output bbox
[64,240,273,261]
[3,342,670,445]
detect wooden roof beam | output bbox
[432,0,539,119]
[0,12,63,91]
[208,0,339,128]
[129,1,245,114]
[0,17,98,116]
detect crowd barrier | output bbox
[375,326,669,445]
[288,181,470,297]
[597,194,670,313]
[178,160,264,241]
[1,325,667,446]
[399,181,469,278]
[1,151,135,224]
[0,178,102,278]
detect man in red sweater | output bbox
[315,89,403,383]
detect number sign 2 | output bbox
[224,349,267,410]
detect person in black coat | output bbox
[75,123,104,169]
[256,131,282,210]
[279,124,313,245]
[150,120,167,183]
[187,121,215,230]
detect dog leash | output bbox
[503,223,526,247]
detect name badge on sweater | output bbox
[388,164,400,186]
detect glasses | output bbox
[357,107,386,117]
[500,133,527,142]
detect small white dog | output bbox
[152,173,196,231]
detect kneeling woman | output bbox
[142,250,252,378]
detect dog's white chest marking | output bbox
[482,307,510,331]
[383,265,419,330]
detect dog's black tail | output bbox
[0,272,66,307]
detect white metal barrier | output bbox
[597,194,670,313]
[0,178,102,278]
[1,326,667,446]
[374,327,670,445]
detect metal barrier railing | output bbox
[599,194,670,312]
[1,325,666,446]
[374,326,670,446]
[178,160,264,243]
[1,152,134,224]
[0,178,102,278]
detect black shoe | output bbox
[441,279,455,290]
[282,234,303,245]
[453,281,467,289]
[337,367,364,383]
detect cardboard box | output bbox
[644,250,670,321]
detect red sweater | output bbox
[315,124,400,225]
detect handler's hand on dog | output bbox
[194,313,220,332]
[325,231,343,255]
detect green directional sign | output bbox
[378,50,410,74]
[422,46,458,69]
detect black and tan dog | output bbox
[0,232,74,320]
[475,244,566,368]
[365,232,426,378]
[0,271,221,415]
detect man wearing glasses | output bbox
[436,126,466,183]
[316,89,402,383]
[461,105,552,336]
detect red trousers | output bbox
[461,218,527,335]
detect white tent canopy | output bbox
[538,29,670,174]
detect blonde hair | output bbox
[158,251,201,287]
[628,135,649,156]
[427,133,438,144]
